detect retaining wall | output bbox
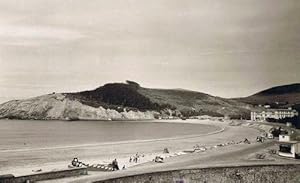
[96,164,300,183]
[0,167,87,183]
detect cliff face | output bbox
[0,93,157,120]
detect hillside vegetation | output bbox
[236,83,300,111]
[67,81,253,119]
[0,81,255,120]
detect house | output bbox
[278,131,300,159]
[251,108,298,122]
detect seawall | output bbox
[96,164,300,183]
[0,167,87,183]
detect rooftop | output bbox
[277,141,299,145]
[252,108,298,113]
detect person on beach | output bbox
[135,154,139,163]
[244,138,250,144]
[72,158,79,166]
[115,159,119,170]
[135,152,139,163]
[129,157,132,163]
[112,159,119,170]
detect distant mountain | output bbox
[235,83,300,111]
[0,81,253,120]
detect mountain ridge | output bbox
[235,83,300,111]
[251,83,300,96]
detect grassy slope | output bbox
[235,83,300,108]
[237,93,300,106]
[138,88,252,117]
[66,82,254,118]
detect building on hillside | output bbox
[278,131,300,159]
[251,108,298,122]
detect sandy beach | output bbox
[38,120,300,183]
[0,119,263,179]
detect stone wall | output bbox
[0,167,87,183]
[96,164,300,183]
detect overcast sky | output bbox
[0,0,300,103]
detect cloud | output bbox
[0,0,299,99]
[0,24,85,46]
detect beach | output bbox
[0,119,262,179]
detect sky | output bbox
[0,0,300,103]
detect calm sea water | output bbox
[0,120,218,151]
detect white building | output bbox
[251,108,298,122]
[278,133,300,159]
[279,133,291,142]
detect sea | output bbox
[0,119,218,151]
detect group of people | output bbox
[110,153,144,171]
[256,136,265,143]
[129,152,144,163]
[71,157,87,167]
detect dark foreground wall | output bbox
[97,164,300,183]
[0,168,87,183]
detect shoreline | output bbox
[0,119,219,152]
[0,125,224,154]
[0,117,224,122]
[0,119,261,178]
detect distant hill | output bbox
[0,81,254,120]
[0,93,156,121]
[66,81,253,119]
[235,83,300,111]
[256,83,300,96]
